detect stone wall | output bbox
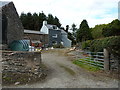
[2,51,41,73]
[24,33,49,46]
[2,51,46,85]
[110,54,119,71]
[2,2,24,45]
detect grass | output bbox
[73,59,101,72]
[80,57,104,66]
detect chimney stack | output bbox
[43,21,47,26]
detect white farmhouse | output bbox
[40,21,71,47]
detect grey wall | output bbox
[49,29,61,47]
[2,2,24,45]
[0,6,2,44]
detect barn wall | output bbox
[2,2,24,45]
[24,33,49,46]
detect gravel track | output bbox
[3,49,119,88]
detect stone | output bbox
[14,82,20,85]
[1,2,24,45]
[2,51,45,85]
[2,51,42,74]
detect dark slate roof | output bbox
[61,29,67,35]
[45,23,67,34]
[24,29,45,34]
[46,24,57,30]
[0,1,10,7]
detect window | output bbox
[53,26,57,29]
[52,34,58,38]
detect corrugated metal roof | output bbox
[24,29,45,34]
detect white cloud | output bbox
[1,0,119,28]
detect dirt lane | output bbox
[3,50,119,88]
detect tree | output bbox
[68,32,76,45]
[72,23,77,32]
[20,12,34,30]
[47,14,54,24]
[71,23,77,39]
[33,13,39,30]
[91,24,106,39]
[102,19,120,37]
[47,14,61,28]
[53,16,61,28]
[38,12,47,30]
[20,12,27,29]
[66,25,69,33]
[26,12,34,30]
[76,19,92,42]
[20,12,61,31]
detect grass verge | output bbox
[73,59,101,72]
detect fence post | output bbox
[104,48,110,71]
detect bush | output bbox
[81,40,91,49]
[91,24,106,39]
[89,36,120,56]
[102,19,120,37]
[81,36,120,57]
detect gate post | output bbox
[104,48,110,71]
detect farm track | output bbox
[3,49,119,88]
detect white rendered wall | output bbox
[40,21,49,34]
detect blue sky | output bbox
[1,0,119,28]
[93,8,118,19]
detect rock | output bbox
[15,82,20,85]
[29,78,31,81]
[35,72,38,75]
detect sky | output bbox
[1,0,120,28]
[118,1,120,20]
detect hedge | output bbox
[82,36,120,56]
[81,40,91,49]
